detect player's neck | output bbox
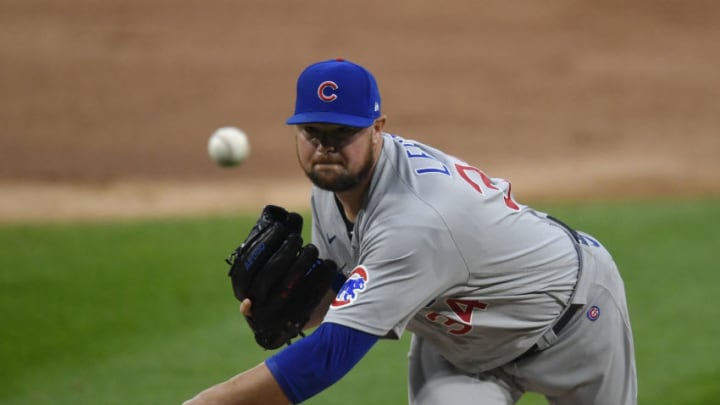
[334,185,367,223]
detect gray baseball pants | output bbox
[408,240,637,405]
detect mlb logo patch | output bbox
[587,305,601,321]
[331,266,369,308]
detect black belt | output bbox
[517,303,584,360]
[515,215,584,360]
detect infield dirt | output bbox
[1,0,718,223]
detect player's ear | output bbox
[373,116,387,132]
[371,116,386,144]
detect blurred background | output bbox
[1,1,719,404]
[1,0,718,222]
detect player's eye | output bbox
[302,126,364,147]
[334,126,363,137]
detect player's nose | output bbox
[315,141,337,154]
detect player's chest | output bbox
[322,224,360,277]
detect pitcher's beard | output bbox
[306,157,374,192]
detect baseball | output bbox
[207,126,250,167]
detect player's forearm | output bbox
[183,363,290,405]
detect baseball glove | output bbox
[226,205,338,350]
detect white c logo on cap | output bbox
[317,81,339,102]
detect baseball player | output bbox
[185,59,637,404]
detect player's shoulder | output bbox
[363,178,451,240]
[378,134,474,207]
[382,134,463,189]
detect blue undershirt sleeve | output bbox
[265,322,378,404]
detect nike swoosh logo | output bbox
[327,234,337,244]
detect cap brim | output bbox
[286,112,375,128]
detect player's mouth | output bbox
[312,159,344,169]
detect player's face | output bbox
[295,120,383,192]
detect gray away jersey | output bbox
[314,134,580,373]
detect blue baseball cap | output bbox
[286,58,382,128]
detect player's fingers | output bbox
[240,298,253,317]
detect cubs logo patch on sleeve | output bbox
[331,266,369,308]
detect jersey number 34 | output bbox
[426,299,488,336]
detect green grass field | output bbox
[1,198,718,404]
